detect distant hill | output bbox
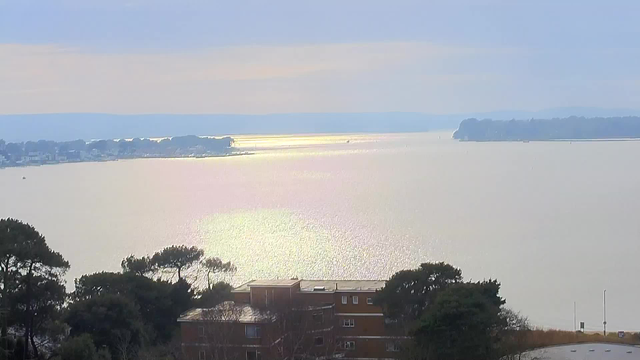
[453,116,640,141]
[2,108,639,142]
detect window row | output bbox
[199,350,263,360]
[336,341,401,352]
[198,325,262,339]
[197,341,400,359]
[340,295,375,305]
[342,318,355,328]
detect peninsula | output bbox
[0,135,236,168]
[453,116,640,141]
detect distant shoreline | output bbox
[0,134,239,169]
[0,151,253,170]
[453,117,640,142]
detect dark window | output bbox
[367,297,374,305]
[246,351,262,360]
[343,341,356,350]
[386,342,401,352]
[199,350,206,360]
[245,325,261,338]
[315,336,324,346]
[342,318,355,327]
[198,326,205,337]
[312,312,324,324]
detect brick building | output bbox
[179,279,408,360]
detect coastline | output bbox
[0,151,253,169]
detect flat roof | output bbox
[248,279,301,287]
[232,279,301,292]
[178,302,275,323]
[300,280,386,292]
[232,279,385,293]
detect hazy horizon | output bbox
[4,107,640,142]
[2,1,639,115]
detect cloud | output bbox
[0,42,635,114]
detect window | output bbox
[386,342,401,352]
[314,336,324,346]
[343,341,356,350]
[342,318,355,328]
[341,295,347,304]
[352,296,358,304]
[198,325,205,337]
[312,312,324,324]
[246,351,262,360]
[367,297,373,305]
[199,350,206,360]
[245,325,261,338]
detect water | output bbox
[1,132,639,332]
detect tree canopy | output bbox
[201,257,236,290]
[0,218,70,358]
[374,262,462,325]
[150,245,203,281]
[412,280,506,360]
[57,334,99,360]
[66,294,146,358]
[1,218,235,360]
[72,271,193,345]
[120,256,154,277]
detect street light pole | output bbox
[603,289,607,337]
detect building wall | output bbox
[334,292,382,314]
[336,313,386,336]
[296,291,334,306]
[250,286,295,308]
[181,321,277,360]
[182,285,406,359]
[338,337,405,359]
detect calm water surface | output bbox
[1,132,639,331]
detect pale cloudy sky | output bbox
[0,0,638,114]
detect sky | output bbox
[1,0,639,115]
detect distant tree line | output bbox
[453,116,640,141]
[0,135,234,164]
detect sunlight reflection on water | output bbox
[3,132,640,331]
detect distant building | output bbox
[27,152,42,162]
[179,279,407,360]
